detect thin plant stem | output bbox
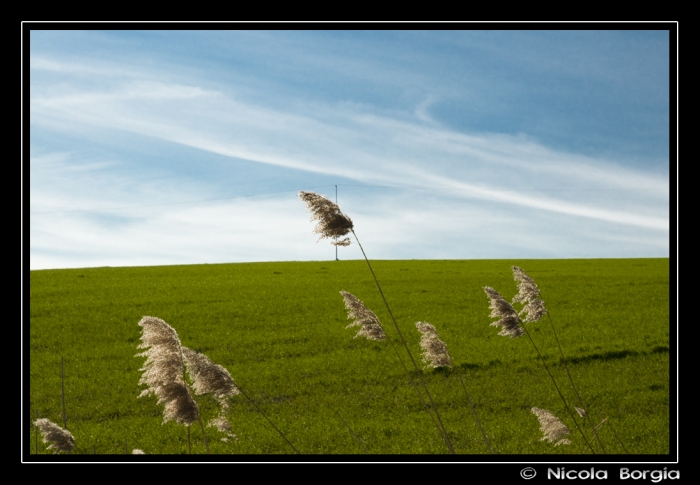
[521,325,596,453]
[175,339,210,454]
[61,357,67,429]
[603,417,629,454]
[124,438,127,454]
[236,383,301,454]
[352,229,456,454]
[545,312,607,453]
[197,415,210,454]
[454,369,495,453]
[93,445,96,454]
[35,410,39,455]
[335,411,369,453]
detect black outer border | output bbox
[21,22,678,473]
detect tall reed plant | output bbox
[135,316,299,454]
[300,191,461,454]
[484,266,627,453]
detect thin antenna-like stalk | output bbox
[236,383,301,454]
[335,185,339,261]
[335,411,369,453]
[351,229,455,454]
[61,357,67,429]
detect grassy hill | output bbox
[28,258,670,456]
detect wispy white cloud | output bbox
[30,187,667,270]
[30,61,667,231]
[28,32,670,270]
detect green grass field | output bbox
[28,258,670,455]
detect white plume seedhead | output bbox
[34,418,75,454]
[136,316,200,426]
[182,346,240,412]
[512,266,548,323]
[299,191,354,246]
[416,322,453,369]
[531,407,572,446]
[340,291,387,341]
[483,286,524,338]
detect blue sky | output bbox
[28,29,672,270]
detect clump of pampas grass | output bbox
[137,316,298,453]
[34,418,75,454]
[136,316,208,453]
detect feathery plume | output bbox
[483,286,524,338]
[132,449,146,454]
[181,346,240,412]
[531,407,572,446]
[34,418,75,453]
[299,191,354,246]
[416,322,453,369]
[512,266,548,323]
[340,291,387,341]
[208,416,238,442]
[136,316,200,426]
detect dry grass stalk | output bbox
[531,407,572,446]
[136,316,200,426]
[132,449,146,454]
[34,418,75,453]
[415,322,453,369]
[483,286,524,338]
[512,266,548,322]
[340,291,387,341]
[299,191,353,246]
